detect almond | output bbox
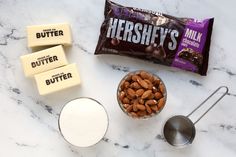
[127,88,136,98]
[126,94,133,100]
[148,75,154,83]
[138,98,144,104]
[145,99,158,106]
[130,82,141,89]
[126,105,133,112]
[147,93,155,99]
[119,91,125,101]
[122,97,130,104]
[136,89,145,97]
[123,104,130,109]
[132,75,142,82]
[141,90,152,99]
[136,104,146,111]
[158,97,165,109]
[137,110,147,117]
[124,81,130,89]
[152,86,158,93]
[120,80,125,90]
[159,83,165,94]
[154,92,163,100]
[138,79,149,89]
[153,79,160,86]
[145,104,152,114]
[150,105,158,112]
[140,71,151,79]
[126,75,132,82]
[144,79,153,90]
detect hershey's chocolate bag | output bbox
[95,0,214,75]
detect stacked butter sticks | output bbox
[21,23,80,95]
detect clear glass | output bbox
[58,97,109,147]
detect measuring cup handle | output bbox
[187,86,228,125]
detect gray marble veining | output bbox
[0,0,236,156]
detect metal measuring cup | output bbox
[163,86,229,147]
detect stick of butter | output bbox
[34,63,80,95]
[20,45,68,77]
[27,23,72,47]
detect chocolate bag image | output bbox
[95,0,214,75]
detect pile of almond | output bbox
[118,71,166,118]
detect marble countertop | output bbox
[1,0,236,156]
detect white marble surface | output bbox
[0,0,236,156]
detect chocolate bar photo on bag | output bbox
[178,48,203,68]
[145,43,167,62]
[95,0,214,75]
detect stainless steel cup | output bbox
[163,86,228,147]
